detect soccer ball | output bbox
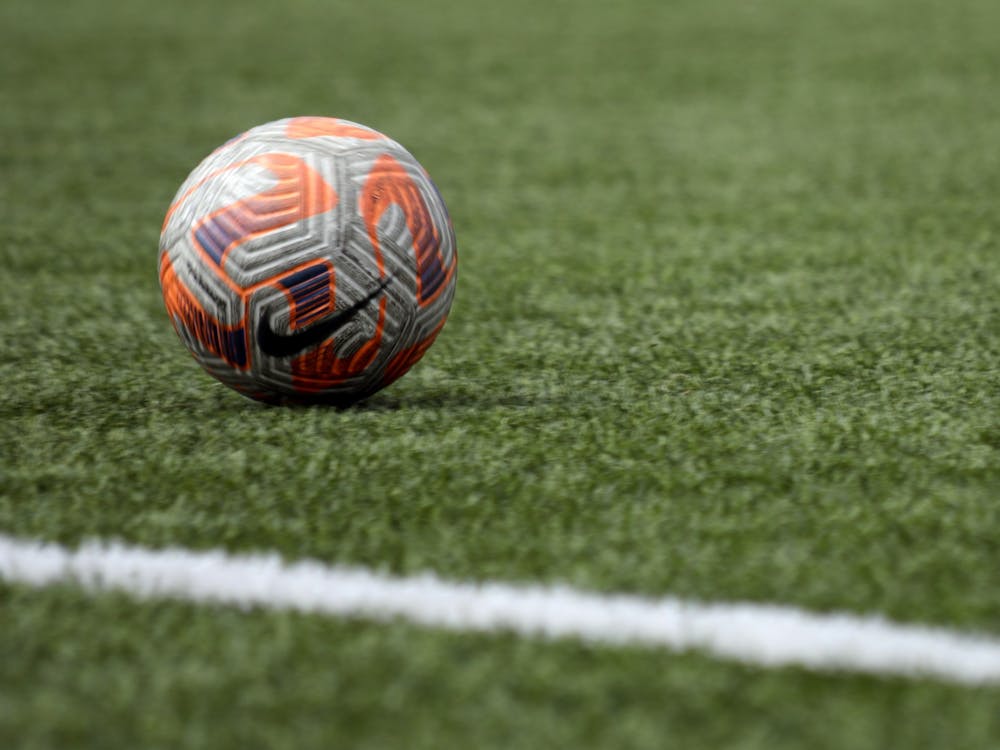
[159,117,457,405]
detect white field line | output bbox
[2,534,999,685]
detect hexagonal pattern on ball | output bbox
[159,117,457,405]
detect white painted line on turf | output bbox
[1,534,999,685]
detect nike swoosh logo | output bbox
[257,274,394,358]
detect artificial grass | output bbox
[2,0,999,746]
[2,585,999,750]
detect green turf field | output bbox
[2,0,1000,747]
